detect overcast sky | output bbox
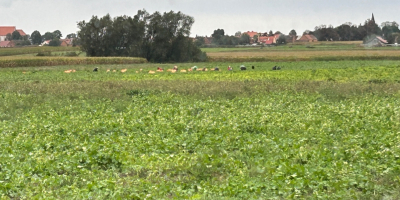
[1,0,399,37]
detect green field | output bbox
[0,46,81,57]
[1,59,400,199]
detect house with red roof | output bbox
[259,34,281,45]
[243,31,259,44]
[0,26,27,42]
[0,41,15,48]
[60,38,73,47]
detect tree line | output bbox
[195,16,400,46]
[311,20,400,43]
[76,10,207,63]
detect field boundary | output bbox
[0,57,147,67]
[208,55,400,62]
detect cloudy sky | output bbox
[1,0,399,37]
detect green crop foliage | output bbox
[0,46,81,57]
[1,60,400,199]
[0,57,147,68]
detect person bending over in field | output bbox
[93,67,98,72]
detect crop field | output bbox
[202,42,400,62]
[1,58,400,199]
[0,46,80,57]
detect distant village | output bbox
[0,26,74,48]
[196,31,318,46]
[1,14,398,48]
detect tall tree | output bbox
[253,35,258,43]
[211,29,225,39]
[31,30,42,44]
[5,33,12,41]
[381,21,400,43]
[240,33,250,44]
[235,31,241,37]
[11,31,22,40]
[53,30,62,39]
[194,37,205,47]
[211,29,225,45]
[42,32,54,41]
[289,29,297,36]
[77,10,205,62]
[276,35,287,45]
[66,33,77,39]
[335,24,353,41]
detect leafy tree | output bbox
[22,35,30,41]
[66,33,77,39]
[194,37,205,47]
[42,32,54,41]
[219,35,240,45]
[72,37,81,47]
[240,33,250,44]
[211,29,225,39]
[335,24,353,41]
[15,40,31,46]
[364,19,381,36]
[211,29,225,45]
[289,30,297,36]
[77,10,206,62]
[49,39,61,46]
[31,30,42,45]
[12,31,22,40]
[391,33,400,44]
[53,30,62,39]
[5,33,12,41]
[253,35,258,43]
[381,21,400,43]
[276,35,287,45]
[314,25,339,41]
[268,30,273,36]
[235,31,241,37]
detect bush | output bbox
[48,39,61,47]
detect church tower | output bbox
[371,13,375,23]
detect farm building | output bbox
[298,34,318,42]
[259,34,281,45]
[243,31,259,43]
[0,26,27,42]
[203,37,213,45]
[60,38,73,47]
[363,35,388,47]
[0,41,15,47]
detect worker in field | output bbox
[228,66,232,71]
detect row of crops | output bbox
[0,57,147,68]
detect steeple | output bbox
[371,13,375,23]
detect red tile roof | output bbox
[244,31,259,38]
[17,29,26,36]
[0,26,16,36]
[259,36,275,44]
[258,34,280,44]
[377,36,388,44]
[0,41,14,47]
